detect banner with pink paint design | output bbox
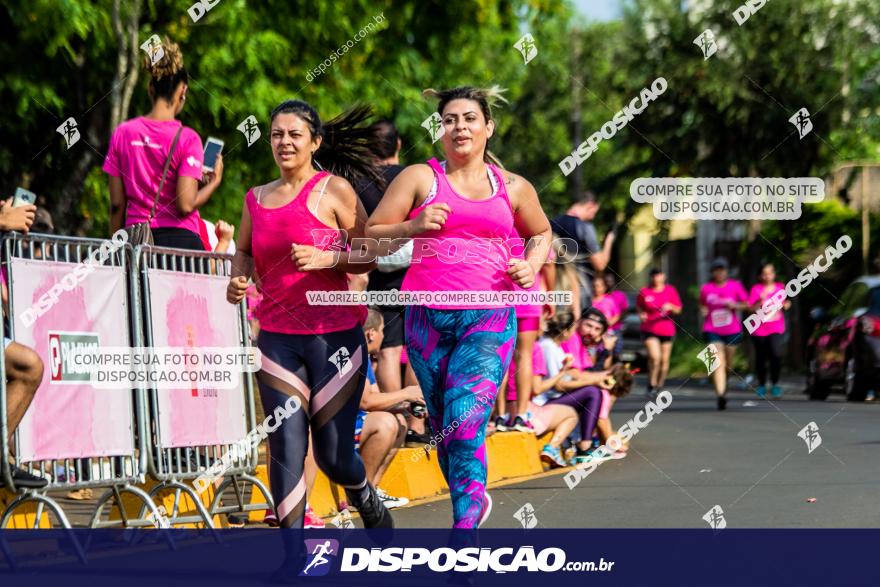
[146,269,247,448]
[10,258,135,462]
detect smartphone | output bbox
[12,187,36,208]
[203,137,224,172]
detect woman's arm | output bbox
[227,203,253,304]
[109,176,126,234]
[176,155,224,216]
[360,382,423,412]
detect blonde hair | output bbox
[144,37,187,101]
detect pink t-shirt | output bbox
[103,117,204,234]
[700,279,748,335]
[561,332,587,370]
[637,285,682,337]
[593,294,620,326]
[747,283,786,336]
[609,291,628,332]
[506,344,547,401]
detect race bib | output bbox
[710,309,733,328]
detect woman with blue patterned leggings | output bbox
[366,87,551,528]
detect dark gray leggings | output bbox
[546,385,602,441]
[256,326,368,528]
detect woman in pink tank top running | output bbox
[366,86,552,529]
[226,99,394,545]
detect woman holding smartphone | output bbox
[104,37,222,250]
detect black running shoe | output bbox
[347,484,393,529]
[12,467,49,488]
[717,395,727,411]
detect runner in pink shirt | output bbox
[747,264,790,398]
[699,257,749,410]
[104,37,223,250]
[636,268,682,396]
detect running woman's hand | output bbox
[507,259,535,288]
[562,354,574,369]
[411,203,451,234]
[292,244,338,271]
[227,275,248,304]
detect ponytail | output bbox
[144,36,187,102]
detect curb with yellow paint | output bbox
[248,431,554,519]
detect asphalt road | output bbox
[391,377,880,529]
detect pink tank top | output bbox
[246,172,367,334]
[402,159,515,310]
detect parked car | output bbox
[805,276,880,401]
[617,291,648,371]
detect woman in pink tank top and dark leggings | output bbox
[367,86,551,529]
[226,100,394,541]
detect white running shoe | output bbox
[376,487,410,509]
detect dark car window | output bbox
[869,287,880,314]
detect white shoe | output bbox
[376,487,409,509]
[478,492,492,528]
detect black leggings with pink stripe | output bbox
[255,326,367,528]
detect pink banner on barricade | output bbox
[146,269,247,448]
[10,258,134,462]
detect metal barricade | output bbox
[134,245,272,528]
[0,233,162,538]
